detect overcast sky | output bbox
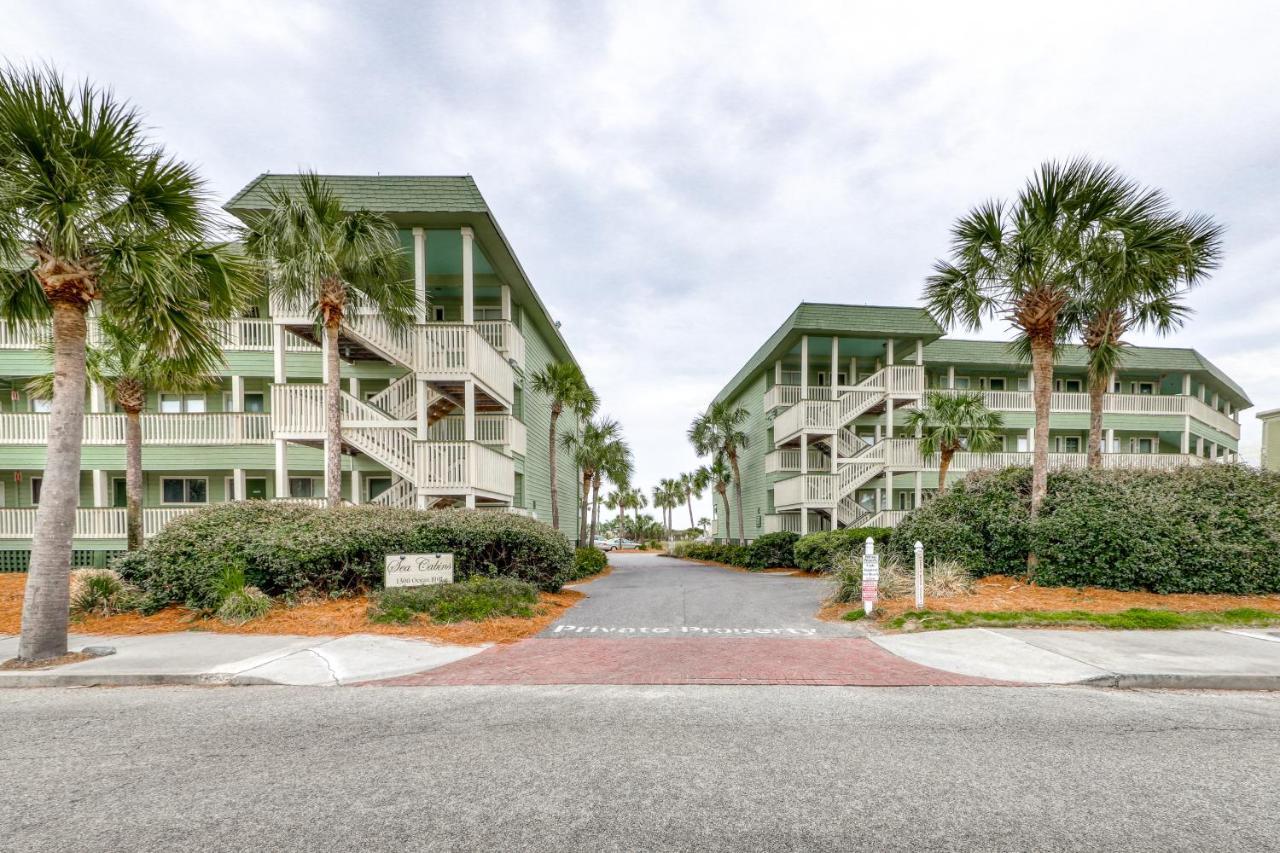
[6,1,1278,522]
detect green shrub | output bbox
[370,577,540,625]
[216,587,272,625]
[568,547,608,581]
[829,553,862,603]
[888,464,1280,595]
[69,569,142,617]
[747,532,799,568]
[114,504,574,612]
[793,527,893,573]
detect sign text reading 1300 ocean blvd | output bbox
[385,553,454,588]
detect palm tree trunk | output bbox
[719,489,732,545]
[324,319,342,508]
[1086,367,1106,468]
[578,470,591,545]
[937,449,953,497]
[19,301,88,661]
[548,408,561,532]
[125,408,143,551]
[1029,334,1055,518]
[633,506,640,541]
[727,450,746,544]
[589,476,601,543]
[686,495,695,531]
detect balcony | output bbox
[930,389,1240,440]
[772,473,836,509]
[764,448,829,474]
[414,324,515,407]
[428,414,528,456]
[0,413,273,445]
[475,320,526,368]
[0,318,317,354]
[416,441,515,498]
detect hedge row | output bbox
[888,464,1280,594]
[672,532,799,570]
[114,503,574,612]
[792,527,893,572]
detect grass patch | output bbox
[842,608,867,622]
[369,577,540,625]
[887,607,1280,632]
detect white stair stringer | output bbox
[836,441,886,502]
[836,494,874,529]
[339,392,416,481]
[369,477,415,509]
[342,314,417,371]
[368,373,417,420]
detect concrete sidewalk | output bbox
[872,627,1280,689]
[0,632,484,687]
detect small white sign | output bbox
[862,553,880,581]
[384,553,454,588]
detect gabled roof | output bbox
[225,174,488,215]
[923,339,1251,408]
[223,174,577,367]
[713,303,944,403]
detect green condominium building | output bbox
[0,175,586,569]
[708,303,1251,541]
[1261,409,1280,472]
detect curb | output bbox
[0,672,288,689]
[1077,673,1280,691]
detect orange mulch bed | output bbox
[0,572,584,646]
[815,574,1280,622]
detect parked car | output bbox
[595,537,639,551]
[593,537,617,551]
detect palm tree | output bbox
[679,469,708,530]
[689,401,749,543]
[243,172,413,508]
[28,318,223,550]
[605,488,628,542]
[653,479,678,543]
[904,391,1005,495]
[697,517,712,536]
[0,67,257,661]
[706,455,733,542]
[627,488,648,540]
[925,158,1139,516]
[529,362,597,536]
[561,416,625,544]
[1063,186,1223,466]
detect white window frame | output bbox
[1056,378,1084,393]
[160,394,207,414]
[160,476,209,505]
[1016,436,1030,453]
[475,307,504,321]
[952,376,971,390]
[223,391,266,413]
[1132,436,1157,454]
[1016,378,1030,392]
[1056,435,1082,453]
[432,306,447,322]
[1136,381,1155,396]
[31,398,51,413]
[985,377,1007,391]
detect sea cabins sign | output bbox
[384,553,454,588]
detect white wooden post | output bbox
[915,339,923,366]
[351,468,363,505]
[461,226,475,325]
[275,440,289,498]
[413,227,427,324]
[92,469,109,508]
[863,536,878,616]
[914,540,925,610]
[233,468,247,503]
[501,284,512,321]
[774,359,782,385]
[831,336,839,392]
[947,365,955,390]
[230,375,245,412]
[800,336,809,399]
[272,325,287,384]
[416,379,429,440]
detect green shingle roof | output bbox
[713,303,944,403]
[225,174,489,215]
[924,339,1251,407]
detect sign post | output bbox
[914,540,925,610]
[384,553,454,588]
[861,536,879,616]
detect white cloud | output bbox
[4,0,1278,514]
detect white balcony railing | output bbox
[475,320,526,367]
[764,448,829,473]
[773,473,836,508]
[416,324,514,403]
[271,384,326,435]
[0,318,318,353]
[0,413,272,445]
[930,389,1240,440]
[416,441,515,496]
[0,506,204,540]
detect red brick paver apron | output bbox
[372,637,1007,687]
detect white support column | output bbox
[500,284,512,321]
[1182,373,1192,395]
[1026,427,1034,452]
[800,505,809,535]
[1027,369,1035,392]
[831,336,839,390]
[774,359,782,385]
[1107,428,1116,455]
[947,365,955,390]
[914,470,922,510]
[1196,436,1204,457]
[416,492,428,510]
[800,336,809,398]
[90,383,107,414]
[416,379,429,441]
[1181,417,1190,454]
[464,381,477,442]
[413,227,427,324]
[349,376,361,401]
[886,338,895,366]
[275,440,289,498]
[230,375,245,413]
[233,468,247,502]
[273,325,287,384]
[915,339,923,366]
[461,226,475,325]
[800,435,808,475]
[1211,392,1219,409]
[351,468,363,505]
[92,469,109,508]
[465,493,476,509]
[885,398,895,436]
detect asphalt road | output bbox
[545,551,861,638]
[3,685,1278,852]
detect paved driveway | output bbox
[541,551,861,639]
[382,553,1003,686]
